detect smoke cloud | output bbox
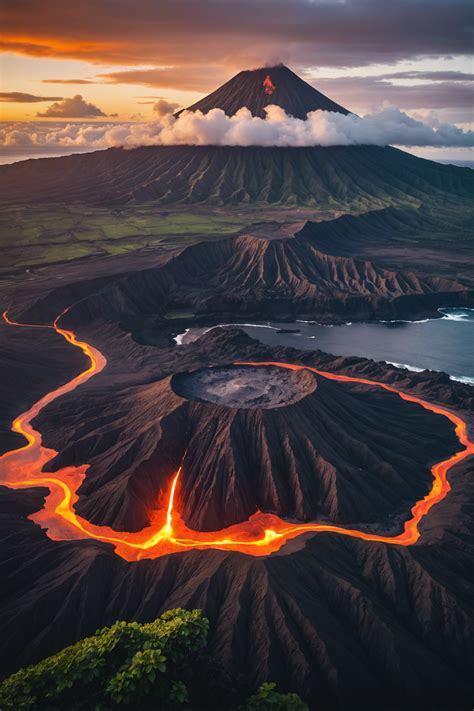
[1,106,472,161]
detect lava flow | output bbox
[1,311,473,562]
[262,74,276,95]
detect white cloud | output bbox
[1,106,472,159]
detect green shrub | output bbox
[0,608,208,710]
[243,682,309,711]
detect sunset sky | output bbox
[1,0,472,161]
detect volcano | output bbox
[30,349,459,533]
[179,64,351,118]
[0,65,472,209]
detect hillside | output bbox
[56,227,470,327]
[0,145,472,209]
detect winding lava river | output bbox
[1,310,473,561]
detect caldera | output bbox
[171,364,317,409]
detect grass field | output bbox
[1,199,471,275]
[164,309,196,319]
[0,201,346,273]
[0,205,251,272]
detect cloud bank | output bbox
[2,0,472,70]
[310,75,474,115]
[1,107,472,159]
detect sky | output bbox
[0,0,473,162]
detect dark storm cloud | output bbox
[2,0,472,73]
[0,91,63,103]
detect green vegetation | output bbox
[1,191,472,276]
[0,608,208,710]
[242,683,309,711]
[0,204,248,272]
[164,309,196,320]
[0,610,309,711]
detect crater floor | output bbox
[171,364,317,409]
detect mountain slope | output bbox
[2,502,473,710]
[61,227,469,327]
[0,145,472,209]
[179,64,350,118]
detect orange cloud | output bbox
[99,66,231,92]
[0,92,63,103]
[41,79,97,85]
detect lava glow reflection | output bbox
[1,311,473,561]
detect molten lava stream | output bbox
[262,74,276,95]
[1,312,473,562]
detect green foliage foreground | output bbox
[0,608,208,710]
[243,682,308,711]
[0,608,308,710]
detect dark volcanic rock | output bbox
[0,320,86,454]
[32,328,459,534]
[179,64,350,118]
[1,65,473,711]
[59,227,470,329]
[1,319,473,709]
[0,457,473,710]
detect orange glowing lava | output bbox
[262,74,276,95]
[1,311,473,561]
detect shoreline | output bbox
[173,307,474,385]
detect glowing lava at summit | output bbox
[262,74,276,95]
[1,311,473,562]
